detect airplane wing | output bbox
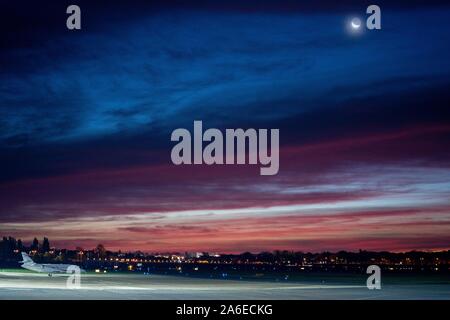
[41,264,68,273]
[41,264,83,273]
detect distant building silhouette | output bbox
[42,237,50,253]
[31,237,39,252]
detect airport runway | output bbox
[0,271,449,299]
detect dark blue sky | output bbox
[1,1,450,179]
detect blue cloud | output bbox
[1,7,450,148]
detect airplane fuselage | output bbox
[19,252,84,276]
[21,262,75,274]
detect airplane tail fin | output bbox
[20,252,34,264]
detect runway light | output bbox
[95,269,100,273]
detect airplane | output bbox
[19,252,85,276]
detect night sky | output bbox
[1,1,450,252]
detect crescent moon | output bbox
[351,19,361,29]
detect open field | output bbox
[0,269,449,299]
